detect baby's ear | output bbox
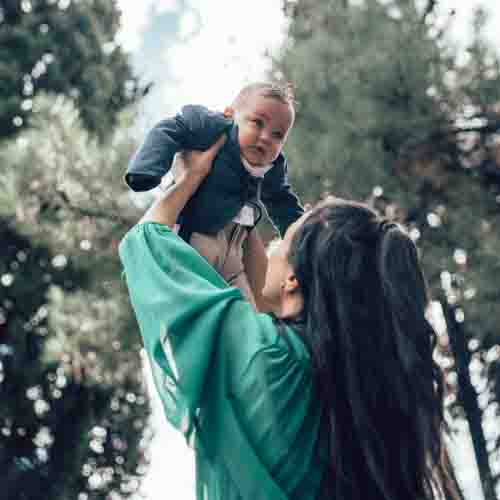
[223,106,234,118]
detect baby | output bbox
[125,82,304,307]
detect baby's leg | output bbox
[189,231,225,269]
[189,225,257,309]
[218,224,257,309]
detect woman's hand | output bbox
[175,133,226,183]
[140,133,226,227]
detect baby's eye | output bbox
[272,131,285,140]
[252,118,264,128]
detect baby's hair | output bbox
[232,81,296,111]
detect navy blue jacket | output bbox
[125,105,303,237]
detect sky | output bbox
[113,1,500,499]
[116,0,288,127]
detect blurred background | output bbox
[1,1,500,499]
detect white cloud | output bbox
[159,0,288,112]
[115,1,154,52]
[116,0,181,52]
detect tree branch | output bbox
[420,0,437,24]
[64,202,134,227]
[55,190,135,227]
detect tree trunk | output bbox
[442,300,496,500]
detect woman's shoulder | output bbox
[120,221,170,249]
[221,304,312,385]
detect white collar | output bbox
[241,156,273,178]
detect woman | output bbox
[119,138,459,500]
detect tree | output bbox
[0,0,141,140]
[0,220,151,500]
[0,93,152,500]
[276,1,500,498]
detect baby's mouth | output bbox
[249,145,266,156]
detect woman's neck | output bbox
[275,295,304,320]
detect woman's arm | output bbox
[139,134,226,227]
[243,228,272,313]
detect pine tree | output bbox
[0,221,151,500]
[0,1,155,497]
[0,93,151,500]
[276,1,500,498]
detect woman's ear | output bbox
[223,106,234,118]
[282,271,300,294]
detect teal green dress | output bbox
[119,223,325,500]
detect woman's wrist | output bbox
[140,173,204,227]
[178,170,207,190]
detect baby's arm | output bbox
[261,159,304,238]
[125,105,233,192]
[125,115,190,192]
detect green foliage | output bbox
[0,221,150,500]
[0,92,144,382]
[280,0,449,201]
[0,3,152,494]
[0,94,138,257]
[0,0,140,140]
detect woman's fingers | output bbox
[181,133,227,178]
[203,133,227,161]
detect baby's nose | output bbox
[259,129,272,144]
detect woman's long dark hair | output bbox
[287,199,459,500]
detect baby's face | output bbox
[228,93,294,167]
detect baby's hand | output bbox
[176,134,227,181]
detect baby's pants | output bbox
[189,223,257,308]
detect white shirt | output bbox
[233,157,273,226]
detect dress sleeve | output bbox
[118,222,242,439]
